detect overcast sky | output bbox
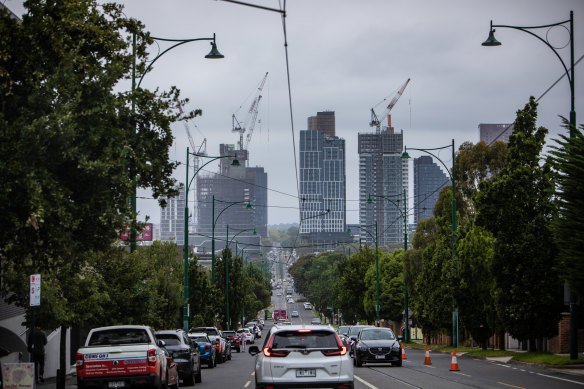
[5,0,584,226]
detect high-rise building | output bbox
[479,123,513,144]
[195,144,266,257]
[413,156,448,224]
[299,112,350,250]
[308,111,336,137]
[358,128,408,247]
[159,185,185,245]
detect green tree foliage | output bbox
[475,98,560,346]
[187,257,221,328]
[455,226,495,348]
[0,0,192,328]
[455,140,508,211]
[363,250,404,323]
[549,120,584,300]
[336,246,375,324]
[214,249,245,330]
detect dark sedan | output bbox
[354,327,402,367]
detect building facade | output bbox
[479,123,513,145]
[159,185,186,245]
[308,111,336,137]
[299,112,350,250]
[413,155,448,224]
[358,129,408,247]
[195,144,266,257]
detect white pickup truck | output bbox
[76,325,169,389]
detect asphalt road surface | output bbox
[179,288,584,389]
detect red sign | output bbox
[120,223,153,241]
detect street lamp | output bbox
[130,33,224,253]
[183,148,239,332]
[367,189,410,342]
[482,12,575,134]
[482,12,578,359]
[212,197,253,285]
[351,223,380,327]
[402,139,457,346]
[225,226,257,330]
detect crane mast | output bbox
[369,78,410,133]
[232,72,269,150]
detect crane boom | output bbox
[232,72,269,150]
[369,78,410,133]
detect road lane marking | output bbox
[251,372,255,376]
[244,381,251,388]
[423,365,436,369]
[497,382,526,389]
[453,372,471,377]
[537,373,584,386]
[354,374,379,389]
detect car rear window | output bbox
[190,336,209,343]
[88,329,150,346]
[360,329,395,340]
[156,334,181,345]
[271,330,338,349]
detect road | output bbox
[181,287,584,389]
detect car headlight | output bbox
[392,344,401,351]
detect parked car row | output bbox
[336,325,403,367]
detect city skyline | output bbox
[6,0,580,225]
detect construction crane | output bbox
[370,78,410,133]
[232,72,269,150]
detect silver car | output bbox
[249,325,354,389]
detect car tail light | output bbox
[147,349,157,366]
[322,334,348,356]
[76,353,84,369]
[204,344,210,352]
[297,329,312,333]
[263,347,289,357]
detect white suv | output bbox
[249,325,354,389]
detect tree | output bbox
[475,98,561,349]
[336,247,375,324]
[549,120,584,301]
[455,226,495,349]
[363,250,404,323]
[0,2,193,383]
[188,256,221,328]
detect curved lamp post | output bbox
[183,148,239,332]
[130,33,224,253]
[368,189,409,341]
[402,139,456,346]
[212,198,253,285]
[225,226,257,330]
[482,12,578,359]
[482,12,575,134]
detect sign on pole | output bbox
[30,274,41,307]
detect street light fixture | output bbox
[367,189,410,342]
[182,148,239,332]
[482,13,577,359]
[482,12,575,133]
[130,33,224,253]
[212,197,253,285]
[224,226,257,330]
[401,139,457,346]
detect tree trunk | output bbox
[58,325,67,389]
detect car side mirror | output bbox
[397,336,403,341]
[249,346,260,356]
[157,340,166,347]
[350,335,358,342]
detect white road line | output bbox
[244,380,251,388]
[537,373,584,386]
[354,374,379,389]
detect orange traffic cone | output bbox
[449,350,460,371]
[424,347,432,365]
[401,344,406,360]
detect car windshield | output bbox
[155,334,181,345]
[88,328,150,346]
[338,326,350,334]
[190,336,209,343]
[223,331,236,337]
[191,327,219,336]
[360,329,395,340]
[271,330,339,349]
[349,326,369,335]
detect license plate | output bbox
[375,355,385,359]
[108,381,125,388]
[296,368,316,377]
